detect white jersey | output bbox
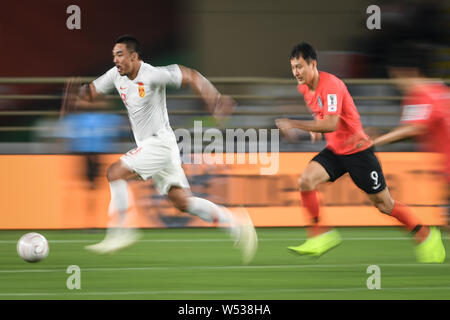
[93,61,182,146]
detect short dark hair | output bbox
[387,41,431,75]
[116,35,143,59]
[290,42,318,63]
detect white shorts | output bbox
[120,129,190,195]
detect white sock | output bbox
[187,197,234,226]
[108,179,129,229]
[186,197,238,238]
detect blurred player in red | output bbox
[372,43,450,233]
[275,42,445,263]
[61,35,257,264]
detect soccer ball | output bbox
[17,233,49,263]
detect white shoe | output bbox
[85,240,113,254]
[85,228,141,254]
[105,229,142,254]
[85,229,118,254]
[233,207,258,265]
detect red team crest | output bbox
[138,82,145,97]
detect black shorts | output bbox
[311,147,387,194]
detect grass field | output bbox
[0,227,449,300]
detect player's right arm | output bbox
[60,69,115,118]
[178,65,236,121]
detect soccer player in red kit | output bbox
[275,42,445,263]
[372,46,450,245]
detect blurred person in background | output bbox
[359,0,448,78]
[59,97,125,228]
[275,42,445,263]
[61,35,257,264]
[371,42,450,233]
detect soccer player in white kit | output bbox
[63,35,257,264]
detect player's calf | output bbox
[369,189,431,243]
[168,186,190,212]
[367,188,394,214]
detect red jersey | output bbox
[400,82,450,182]
[298,71,370,155]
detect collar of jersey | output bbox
[129,61,144,83]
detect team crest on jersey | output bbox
[317,96,323,108]
[138,82,145,97]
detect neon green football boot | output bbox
[288,229,342,257]
[415,227,446,263]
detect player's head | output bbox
[387,41,432,90]
[387,41,430,78]
[290,42,318,85]
[113,35,143,77]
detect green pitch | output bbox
[0,227,449,300]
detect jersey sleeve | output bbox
[152,64,182,88]
[321,79,344,116]
[92,67,118,95]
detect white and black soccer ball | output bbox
[17,232,49,263]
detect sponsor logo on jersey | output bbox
[138,82,145,97]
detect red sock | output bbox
[300,190,330,237]
[390,201,429,243]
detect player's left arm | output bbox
[275,115,339,133]
[178,65,236,120]
[373,123,426,146]
[374,101,431,146]
[277,79,344,136]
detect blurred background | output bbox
[0,0,448,229]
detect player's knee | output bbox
[172,197,189,212]
[373,199,394,214]
[375,203,389,214]
[298,175,315,191]
[106,162,121,182]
